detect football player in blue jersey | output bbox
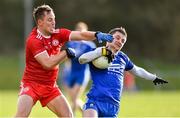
[63,22,96,115]
[79,27,168,117]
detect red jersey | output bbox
[22,27,71,85]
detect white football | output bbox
[92,56,110,69]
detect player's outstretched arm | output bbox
[129,65,168,85]
[70,31,113,43]
[79,47,112,64]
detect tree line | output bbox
[0,0,179,62]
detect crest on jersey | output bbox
[52,39,59,46]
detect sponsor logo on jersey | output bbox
[108,63,125,75]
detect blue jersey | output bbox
[87,51,134,106]
[66,41,96,71]
[64,41,96,87]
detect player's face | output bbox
[38,11,55,35]
[107,31,126,53]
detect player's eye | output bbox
[48,18,52,22]
[48,18,55,22]
[115,35,120,40]
[121,39,126,43]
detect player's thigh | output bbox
[83,109,98,117]
[70,84,82,97]
[16,95,34,116]
[47,95,73,117]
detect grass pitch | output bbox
[0,90,180,117]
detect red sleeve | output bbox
[27,38,46,57]
[56,28,71,43]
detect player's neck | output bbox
[37,28,51,38]
[106,46,116,54]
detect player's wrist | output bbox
[95,31,100,38]
[153,74,157,80]
[95,47,104,57]
[101,47,108,56]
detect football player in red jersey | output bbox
[15,5,113,117]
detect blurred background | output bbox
[0,0,180,117]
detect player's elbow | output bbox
[41,63,54,70]
[43,65,53,70]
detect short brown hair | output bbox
[109,27,127,38]
[75,22,88,31]
[33,5,54,23]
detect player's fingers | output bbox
[164,80,168,83]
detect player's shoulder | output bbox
[27,27,42,40]
[117,51,127,57]
[116,51,130,61]
[82,41,96,48]
[54,28,71,34]
[26,29,43,45]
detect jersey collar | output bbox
[37,29,51,39]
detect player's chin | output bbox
[114,49,119,53]
[49,27,55,32]
[115,46,122,52]
[115,45,120,49]
[49,29,54,34]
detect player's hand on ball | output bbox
[92,47,114,69]
[95,31,113,43]
[65,48,76,58]
[153,77,168,85]
[101,47,114,63]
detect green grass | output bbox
[1,90,180,117]
[0,54,21,90]
[120,91,180,117]
[1,54,180,117]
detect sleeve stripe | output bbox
[68,32,72,41]
[34,50,48,58]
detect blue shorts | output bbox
[64,66,90,88]
[83,98,119,117]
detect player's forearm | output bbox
[43,51,67,70]
[80,31,97,41]
[129,65,156,80]
[79,47,102,64]
[70,31,96,41]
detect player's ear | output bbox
[37,19,43,26]
[106,42,109,46]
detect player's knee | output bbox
[65,110,73,117]
[15,110,30,117]
[57,109,73,117]
[67,111,73,118]
[60,112,73,117]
